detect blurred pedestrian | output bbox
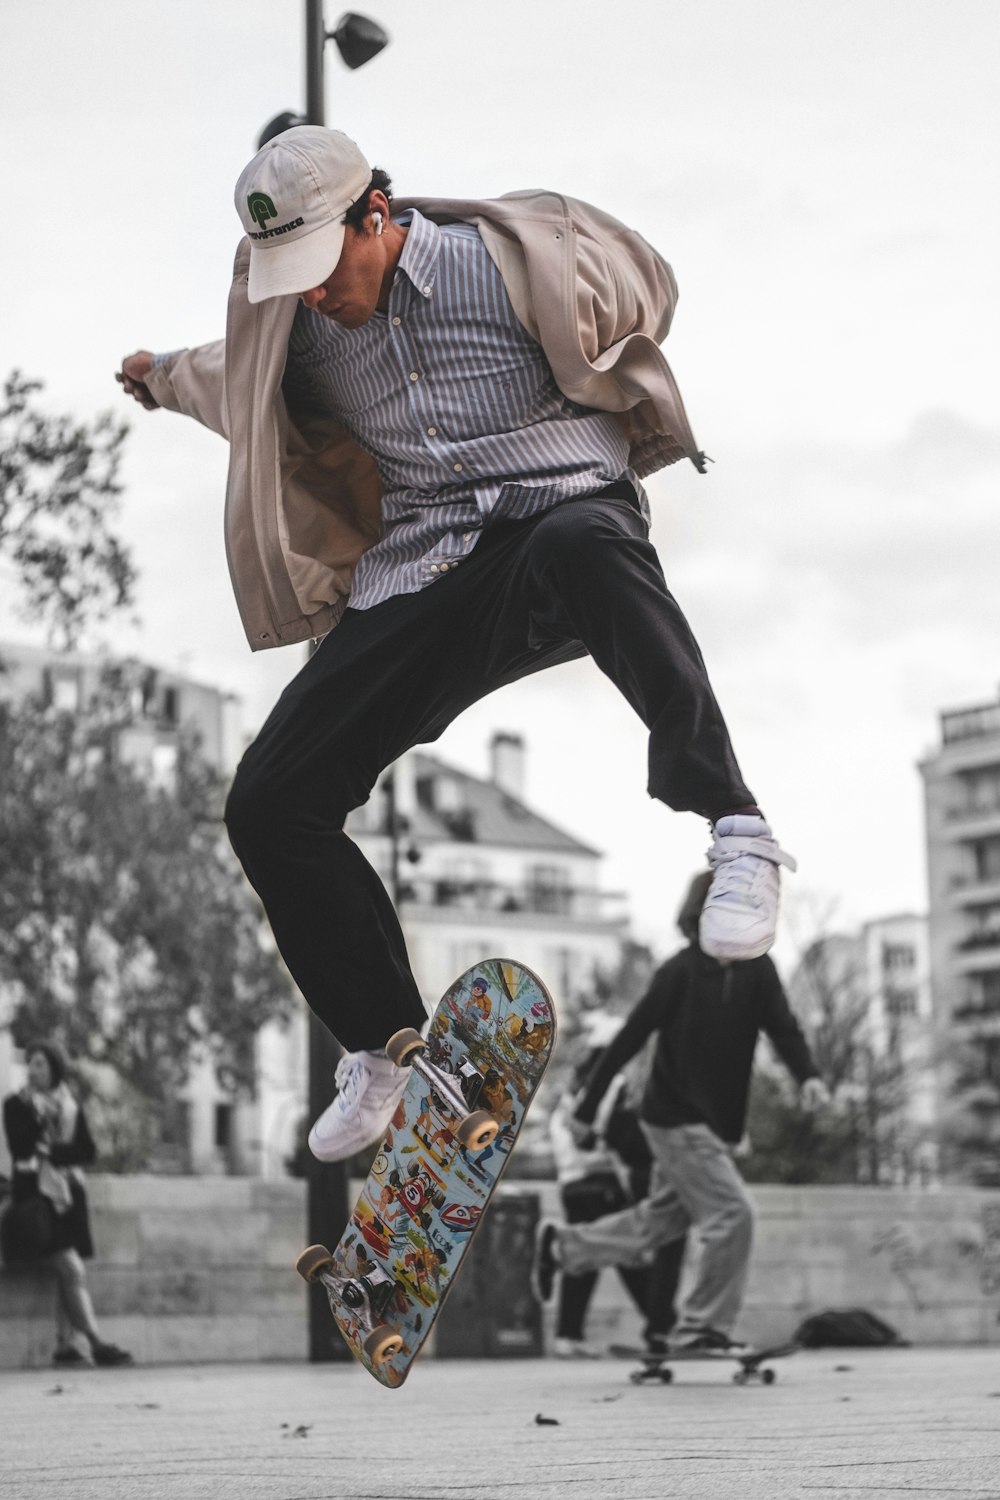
[2,1042,133,1367]
[549,1015,679,1357]
[533,874,828,1354]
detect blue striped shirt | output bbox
[282,210,638,610]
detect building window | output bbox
[882,943,915,974]
[528,864,572,915]
[214,1102,233,1151]
[966,971,1000,1014]
[44,667,82,712]
[150,742,178,788]
[958,904,1000,950]
[953,766,1000,819]
[972,837,1000,884]
[885,988,917,1018]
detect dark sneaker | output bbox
[670,1327,751,1355]
[531,1219,561,1305]
[92,1342,134,1367]
[53,1345,88,1367]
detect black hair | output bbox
[26,1040,68,1088]
[343,167,393,232]
[677,871,713,942]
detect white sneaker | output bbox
[670,1327,752,1355]
[553,1337,602,1359]
[307,1051,409,1163]
[699,815,796,962]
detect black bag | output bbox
[0,1194,56,1265]
[602,1092,652,1171]
[794,1307,908,1348]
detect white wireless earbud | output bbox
[372,212,384,236]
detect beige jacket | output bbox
[145,190,704,652]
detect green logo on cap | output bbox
[247,191,277,231]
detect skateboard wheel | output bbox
[295,1244,334,1283]
[386,1027,425,1067]
[456,1109,499,1151]
[364,1325,404,1365]
[658,1368,674,1384]
[762,1368,776,1385]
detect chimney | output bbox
[489,731,525,801]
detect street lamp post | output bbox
[258,7,390,144]
[255,3,389,1364]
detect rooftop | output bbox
[397,751,602,857]
[941,692,1000,746]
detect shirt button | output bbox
[426,426,437,437]
[391,316,401,326]
[453,462,463,473]
[429,564,440,574]
[463,532,474,542]
[422,284,431,295]
[409,371,420,382]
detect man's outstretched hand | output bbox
[799,1077,831,1113]
[115,351,159,410]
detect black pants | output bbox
[557,1173,650,1340]
[225,486,753,1050]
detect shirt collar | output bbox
[393,209,441,302]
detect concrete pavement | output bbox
[1,1347,999,1499]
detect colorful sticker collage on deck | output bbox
[330,959,554,1386]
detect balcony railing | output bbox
[945,795,1000,822]
[395,873,627,923]
[956,930,1000,951]
[942,702,1000,745]
[948,872,1000,892]
[953,1000,1000,1026]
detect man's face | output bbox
[299,222,384,327]
[27,1051,54,1091]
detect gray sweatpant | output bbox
[556,1122,754,1336]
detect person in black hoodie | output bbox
[532,872,828,1353]
[2,1042,133,1367]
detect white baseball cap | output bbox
[234,126,372,304]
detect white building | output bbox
[920,687,1000,1179]
[788,912,936,1183]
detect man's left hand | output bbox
[800,1077,831,1112]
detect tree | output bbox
[741,1070,857,1184]
[743,913,918,1185]
[0,663,294,1166]
[0,372,135,646]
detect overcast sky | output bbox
[3,0,998,962]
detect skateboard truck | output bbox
[386,1027,499,1151]
[296,1244,404,1365]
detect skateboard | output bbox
[296,958,555,1388]
[610,1340,800,1385]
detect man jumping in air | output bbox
[117,126,795,1166]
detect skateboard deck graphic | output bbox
[610,1340,800,1385]
[297,958,555,1387]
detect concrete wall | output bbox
[3,1180,1000,1368]
[0,1177,306,1370]
[562,1183,1000,1352]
